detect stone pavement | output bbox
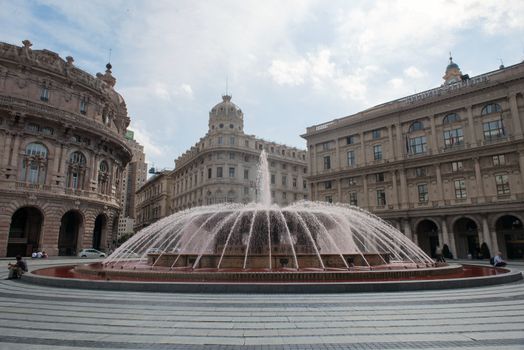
[0,258,523,350]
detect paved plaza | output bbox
[0,259,523,350]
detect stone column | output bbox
[0,131,10,167]
[337,178,342,202]
[362,175,368,208]
[466,106,477,147]
[481,217,491,251]
[9,132,21,167]
[491,228,500,256]
[519,151,524,192]
[474,157,485,201]
[396,123,404,160]
[435,163,444,204]
[448,221,457,259]
[403,219,413,241]
[441,217,450,247]
[429,115,438,155]
[399,168,408,209]
[360,132,366,165]
[335,138,340,170]
[311,145,317,175]
[391,170,398,209]
[509,93,523,139]
[387,125,394,159]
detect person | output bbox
[435,246,445,263]
[493,251,507,267]
[7,255,28,279]
[41,251,48,258]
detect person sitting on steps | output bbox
[7,255,28,279]
[492,251,507,267]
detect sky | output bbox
[2,0,524,170]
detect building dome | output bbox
[208,95,244,132]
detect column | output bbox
[509,93,523,139]
[399,168,408,209]
[395,123,404,160]
[481,217,491,249]
[311,145,317,175]
[466,106,477,147]
[360,132,366,165]
[391,170,398,209]
[362,175,368,208]
[9,132,21,166]
[337,178,342,202]
[403,219,413,241]
[473,157,485,200]
[519,152,524,192]
[429,115,438,155]
[1,132,12,167]
[441,217,450,247]
[387,125,395,159]
[335,138,340,170]
[435,163,444,204]
[490,227,500,255]
[448,221,457,259]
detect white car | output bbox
[78,248,106,258]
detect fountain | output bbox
[27,150,521,292]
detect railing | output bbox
[15,182,51,191]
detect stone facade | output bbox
[0,40,132,256]
[135,171,173,230]
[302,59,524,260]
[171,95,308,212]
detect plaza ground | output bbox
[0,258,523,350]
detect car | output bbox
[78,248,106,258]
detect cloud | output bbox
[404,66,425,79]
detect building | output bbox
[0,40,132,256]
[135,170,173,230]
[171,95,308,213]
[302,58,524,260]
[118,130,147,237]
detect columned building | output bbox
[302,58,524,260]
[135,171,173,230]
[171,95,308,212]
[0,40,132,256]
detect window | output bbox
[40,86,49,102]
[418,184,428,203]
[481,103,502,115]
[375,173,384,182]
[229,124,234,129]
[415,167,426,177]
[321,142,333,151]
[409,136,427,155]
[324,181,332,189]
[80,99,87,115]
[208,168,212,179]
[325,195,333,203]
[218,136,223,145]
[282,164,287,170]
[26,123,39,132]
[244,169,249,180]
[282,175,287,186]
[454,179,466,199]
[217,167,223,178]
[408,121,424,133]
[373,145,382,160]
[292,177,297,188]
[67,151,87,189]
[98,161,109,194]
[244,140,249,147]
[229,167,235,178]
[219,123,224,128]
[303,180,307,189]
[347,150,355,167]
[22,143,48,184]
[271,174,275,184]
[346,135,356,144]
[376,190,386,206]
[229,152,235,160]
[451,161,463,172]
[493,154,506,166]
[229,136,235,145]
[483,119,505,140]
[443,128,464,147]
[372,129,381,139]
[349,192,358,206]
[282,192,287,200]
[348,177,357,186]
[41,127,54,135]
[244,187,249,195]
[443,113,460,124]
[495,174,510,195]
[270,147,274,153]
[323,156,331,170]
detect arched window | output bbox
[408,121,424,133]
[98,161,110,195]
[481,103,502,115]
[443,113,460,124]
[21,143,48,184]
[67,151,87,189]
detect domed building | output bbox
[135,95,307,228]
[0,40,133,256]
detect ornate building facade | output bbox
[302,58,524,260]
[135,171,173,230]
[0,40,132,256]
[171,95,308,213]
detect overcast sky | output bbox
[2,0,524,170]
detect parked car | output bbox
[78,248,106,258]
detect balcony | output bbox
[16,182,51,191]
[15,181,118,205]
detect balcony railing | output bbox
[15,181,118,204]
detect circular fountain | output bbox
[27,150,522,292]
